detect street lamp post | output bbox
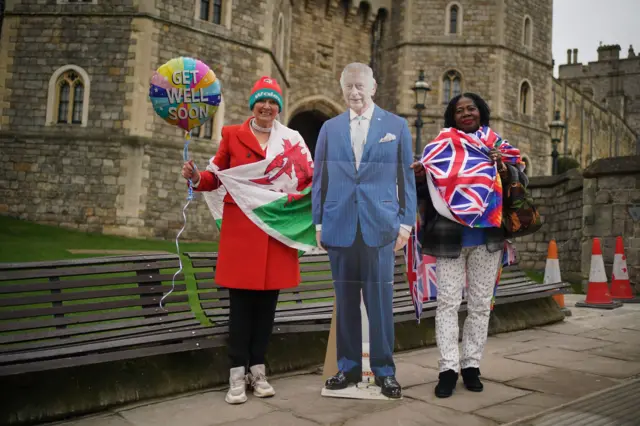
[412,70,431,157]
[549,110,565,175]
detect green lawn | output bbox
[0,215,220,325]
[0,215,218,263]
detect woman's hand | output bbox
[489,149,506,172]
[410,161,426,184]
[181,161,201,184]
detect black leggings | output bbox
[227,288,280,368]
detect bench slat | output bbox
[190,260,218,268]
[0,312,198,345]
[0,319,203,354]
[0,304,191,332]
[0,254,179,271]
[0,284,187,308]
[0,260,181,281]
[0,294,188,321]
[0,333,227,377]
[184,252,219,260]
[0,325,229,365]
[0,273,185,294]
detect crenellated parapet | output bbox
[300,0,388,31]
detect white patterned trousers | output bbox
[435,245,502,372]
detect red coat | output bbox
[195,118,301,291]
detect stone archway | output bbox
[287,96,342,159]
[288,110,331,159]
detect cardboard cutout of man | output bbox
[312,63,417,399]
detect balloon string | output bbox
[160,130,195,311]
[183,133,195,201]
[160,198,191,311]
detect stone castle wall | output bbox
[581,157,640,294]
[515,156,640,294]
[0,131,220,240]
[558,45,640,148]
[286,2,376,119]
[0,14,132,132]
[515,170,584,282]
[552,79,637,167]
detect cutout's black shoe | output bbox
[434,369,458,398]
[461,367,483,392]
[374,375,402,399]
[324,371,360,390]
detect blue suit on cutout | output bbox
[312,105,417,377]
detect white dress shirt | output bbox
[316,104,411,239]
[350,104,375,170]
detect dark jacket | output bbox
[417,163,522,259]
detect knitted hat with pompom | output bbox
[248,76,283,111]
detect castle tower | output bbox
[558,44,640,154]
[380,0,554,176]
[285,1,390,156]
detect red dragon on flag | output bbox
[250,139,314,204]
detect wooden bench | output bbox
[187,251,570,330]
[0,254,226,377]
[0,251,569,377]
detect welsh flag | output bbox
[201,121,323,255]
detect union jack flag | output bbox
[404,226,519,322]
[403,219,439,322]
[421,128,502,228]
[404,226,426,322]
[474,126,524,170]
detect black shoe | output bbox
[324,371,359,390]
[434,369,458,398]
[374,375,402,399]
[461,367,483,392]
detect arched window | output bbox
[56,71,84,124]
[46,65,90,126]
[446,3,462,35]
[276,13,285,64]
[357,1,370,25]
[341,0,351,16]
[523,16,532,48]
[442,70,462,104]
[519,81,532,115]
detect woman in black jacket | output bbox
[411,93,523,398]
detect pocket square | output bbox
[379,133,397,143]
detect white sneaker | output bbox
[249,364,275,398]
[225,366,248,404]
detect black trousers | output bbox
[228,288,280,368]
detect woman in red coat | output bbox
[182,77,306,404]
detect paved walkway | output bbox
[44,295,640,426]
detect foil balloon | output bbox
[148,57,222,312]
[149,57,221,132]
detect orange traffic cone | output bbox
[544,240,571,316]
[611,236,639,303]
[576,238,622,309]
